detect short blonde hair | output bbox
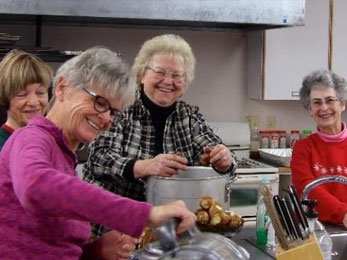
[0,49,53,110]
[132,34,196,90]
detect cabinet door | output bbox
[331,0,347,79]
[247,0,330,100]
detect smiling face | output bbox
[7,83,48,129]
[141,53,186,107]
[308,86,346,134]
[57,83,123,149]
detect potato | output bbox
[196,197,243,230]
[138,227,157,249]
[199,196,215,210]
[220,211,231,226]
[199,151,211,166]
[195,209,210,225]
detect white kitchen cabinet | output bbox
[247,0,330,100]
[331,0,347,79]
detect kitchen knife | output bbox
[288,185,310,238]
[278,197,297,240]
[273,195,293,241]
[283,196,304,243]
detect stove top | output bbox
[235,158,278,174]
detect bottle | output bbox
[250,127,260,159]
[250,127,260,151]
[279,130,287,148]
[256,175,271,246]
[301,129,312,139]
[269,130,279,149]
[303,200,332,260]
[290,130,300,148]
[260,130,270,148]
[266,221,276,250]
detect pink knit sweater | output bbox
[0,116,151,259]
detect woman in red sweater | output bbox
[292,69,347,228]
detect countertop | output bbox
[232,226,275,260]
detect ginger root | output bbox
[195,197,243,229]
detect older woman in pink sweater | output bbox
[0,47,196,260]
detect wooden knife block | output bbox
[275,234,324,260]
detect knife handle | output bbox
[273,195,293,240]
[284,196,304,241]
[288,185,310,237]
[289,186,309,227]
[281,197,300,242]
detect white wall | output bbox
[3,23,344,133]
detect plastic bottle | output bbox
[301,129,312,139]
[256,175,271,246]
[266,221,276,250]
[303,200,332,260]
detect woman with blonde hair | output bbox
[84,34,236,238]
[0,49,53,150]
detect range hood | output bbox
[0,0,305,30]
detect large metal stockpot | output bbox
[146,166,238,212]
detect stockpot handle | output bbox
[225,158,239,203]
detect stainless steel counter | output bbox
[232,227,275,260]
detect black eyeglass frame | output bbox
[82,87,121,118]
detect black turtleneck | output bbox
[141,89,176,154]
[123,90,176,182]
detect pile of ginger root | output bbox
[195,196,243,229]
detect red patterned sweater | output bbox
[291,133,347,224]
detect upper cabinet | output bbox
[331,0,347,79]
[247,0,330,100]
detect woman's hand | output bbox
[82,230,138,260]
[148,200,197,234]
[207,144,233,172]
[134,154,188,178]
[343,212,347,228]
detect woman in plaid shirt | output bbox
[83,34,237,238]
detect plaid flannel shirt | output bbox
[83,97,225,237]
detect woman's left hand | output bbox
[207,144,233,172]
[83,230,138,260]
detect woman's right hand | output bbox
[148,200,196,234]
[134,154,188,178]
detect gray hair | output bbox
[300,69,347,109]
[132,34,196,90]
[52,46,136,109]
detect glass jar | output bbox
[279,130,287,148]
[260,130,270,149]
[290,130,300,148]
[269,130,279,149]
[250,127,260,152]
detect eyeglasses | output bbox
[82,88,121,118]
[146,66,185,85]
[310,97,340,108]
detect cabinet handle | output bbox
[291,91,300,97]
